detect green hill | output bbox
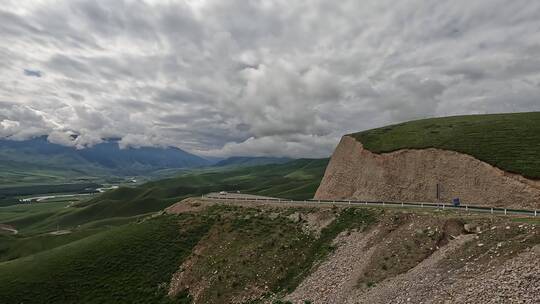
[1,159,328,235]
[350,112,540,179]
[0,204,378,304]
[0,159,328,268]
[0,215,207,304]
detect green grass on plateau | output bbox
[350,112,540,179]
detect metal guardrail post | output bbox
[401,202,404,207]
[491,208,493,214]
[421,203,424,208]
[535,210,537,217]
[504,209,507,215]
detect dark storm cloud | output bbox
[23,69,42,77]
[1,0,540,157]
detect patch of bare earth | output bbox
[350,234,475,304]
[355,215,465,289]
[286,214,539,304]
[167,198,337,236]
[285,213,465,304]
[440,244,540,304]
[168,226,214,302]
[285,227,381,304]
[316,135,540,209]
[165,197,209,214]
[353,237,540,304]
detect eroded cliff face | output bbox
[315,135,540,209]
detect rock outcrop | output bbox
[315,135,540,209]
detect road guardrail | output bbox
[203,194,538,217]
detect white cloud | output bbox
[1,0,540,157]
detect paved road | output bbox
[207,192,277,200]
[204,192,538,217]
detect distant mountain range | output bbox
[0,137,210,177]
[0,137,298,190]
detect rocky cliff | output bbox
[315,135,540,209]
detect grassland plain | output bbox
[351,112,540,179]
[1,159,327,233]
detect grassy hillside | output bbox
[0,159,103,187]
[350,112,540,179]
[0,159,328,235]
[0,158,328,271]
[0,215,208,304]
[57,158,327,227]
[0,204,378,304]
[0,194,537,303]
[167,204,378,303]
[0,228,104,262]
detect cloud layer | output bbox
[1,0,540,157]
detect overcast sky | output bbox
[1,0,540,157]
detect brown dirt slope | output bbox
[165,198,539,304]
[350,221,540,304]
[286,213,539,304]
[285,228,380,303]
[315,135,540,209]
